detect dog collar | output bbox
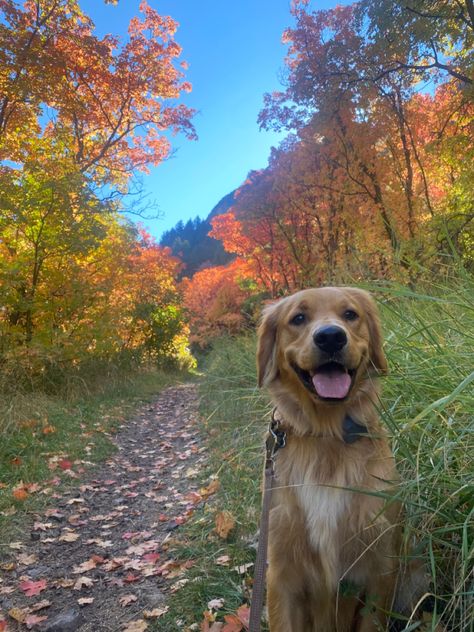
[270,409,368,445]
[341,415,369,444]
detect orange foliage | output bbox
[181,259,255,347]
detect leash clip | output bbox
[265,409,287,470]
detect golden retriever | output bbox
[257,287,402,632]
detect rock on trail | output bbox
[0,383,208,631]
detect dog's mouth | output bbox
[292,361,356,401]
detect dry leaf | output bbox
[17,553,37,566]
[208,597,225,610]
[77,597,94,606]
[122,620,148,631]
[215,510,235,539]
[8,607,28,623]
[143,606,169,618]
[19,579,47,597]
[59,532,80,542]
[25,614,48,629]
[30,600,51,612]
[72,559,97,574]
[119,594,137,607]
[73,577,95,590]
[232,563,253,575]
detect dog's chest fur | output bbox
[273,436,371,586]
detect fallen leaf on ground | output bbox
[25,614,48,629]
[122,620,148,631]
[8,542,23,550]
[232,563,253,575]
[19,580,47,597]
[30,600,51,612]
[119,594,137,607]
[73,577,95,590]
[200,479,220,498]
[72,559,97,574]
[208,598,225,610]
[59,531,80,542]
[143,607,169,618]
[9,607,28,624]
[12,487,28,501]
[17,553,37,566]
[77,597,94,606]
[215,510,235,539]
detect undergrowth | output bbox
[161,269,473,631]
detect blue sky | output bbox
[80,1,335,239]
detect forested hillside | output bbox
[160,215,233,279]
[182,0,473,346]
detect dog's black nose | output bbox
[313,325,347,354]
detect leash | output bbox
[248,411,286,632]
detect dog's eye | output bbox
[290,313,306,326]
[343,309,359,321]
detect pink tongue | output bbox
[312,369,351,399]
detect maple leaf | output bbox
[19,579,47,597]
[17,553,37,566]
[8,607,28,623]
[142,552,160,564]
[200,479,220,498]
[12,487,29,501]
[33,521,53,531]
[236,604,250,628]
[73,577,95,590]
[214,510,236,539]
[143,607,169,618]
[72,559,97,574]
[119,594,137,607]
[59,531,80,542]
[124,573,141,583]
[222,618,242,632]
[77,597,94,606]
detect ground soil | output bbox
[0,383,206,631]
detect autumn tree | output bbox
[0,0,195,377]
[181,259,256,348]
[257,2,472,277]
[359,0,474,87]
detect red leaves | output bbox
[201,604,250,632]
[19,579,47,597]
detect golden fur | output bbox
[257,287,402,632]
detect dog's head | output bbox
[257,287,387,403]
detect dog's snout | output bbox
[313,325,347,354]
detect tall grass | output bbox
[193,271,473,631]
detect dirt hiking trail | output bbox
[0,383,207,631]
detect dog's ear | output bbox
[351,289,388,374]
[257,300,282,387]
